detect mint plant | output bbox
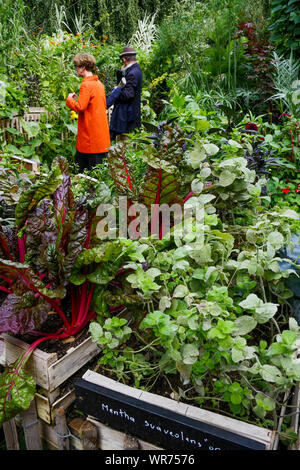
[88,130,299,426]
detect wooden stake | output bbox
[81,420,98,450]
[54,406,70,450]
[3,419,20,450]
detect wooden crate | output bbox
[0,333,101,392]
[74,370,281,451]
[1,333,102,426]
[34,388,76,425]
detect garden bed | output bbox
[74,369,280,451]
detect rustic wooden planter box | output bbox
[0,333,101,424]
[74,370,280,451]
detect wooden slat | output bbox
[82,370,144,400]
[185,405,274,448]
[35,389,75,424]
[0,333,57,390]
[47,337,101,391]
[35,393,51,424]
[3,419,20,450]
[52,390,76,424]
[20,399,43,450]
[87,416,162,450]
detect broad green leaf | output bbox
[255,393,276,411]
[159,296,172,312]
[173,284,189,298]
[182,343,199,364]
[267,231,284,248]
[239,294,262,310]
[199,167,211,179]
[254,303,278,323]
[89,322,104,343]
[198,194,216,205]
[20,118,40,138]
[203,143,219,155]
[191,179,204,194]
[187,146,207,168]
[260,365,282,383]
[176,361,193,379]
[232,348,244,363]
[195,120,211,132]
[282,330,297,346]
[219,170,236,187]
[233,316,257,336]
[227,139,243,148]
[0,353,36,426]
[278,209,299,220]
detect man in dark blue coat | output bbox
[108,46,143,141]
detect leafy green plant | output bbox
[0,156,113,426]
[268,51,300,117]
[268,0,300,59]
[86,130,300,427]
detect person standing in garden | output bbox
[66,53,111,173]
[108,46,143,141]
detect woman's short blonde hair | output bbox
[73,53,96,72]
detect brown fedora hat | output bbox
[120,46,137,58]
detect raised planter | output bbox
[74,370,280,451]
[0,332,101,424]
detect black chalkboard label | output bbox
[74,379,267,450]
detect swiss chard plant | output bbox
[0,156,111,426]
[107,122,188,239]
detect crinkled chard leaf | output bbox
[25,199,57,280]
[15,164,63,228]
[108,143,137,198]
[0,226,18,261]
[61,198,89,283]
[0,259,66,299]
[0,293,51,334]
[0,353,36,426]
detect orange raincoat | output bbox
[66,76,110,153]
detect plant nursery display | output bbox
[0,0,299,451]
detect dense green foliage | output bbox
[268,0,300,58]
[0,0,299,442]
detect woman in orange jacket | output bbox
[66,53,111,173]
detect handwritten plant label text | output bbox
[75,378,267,451]
[101,403,135,422]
